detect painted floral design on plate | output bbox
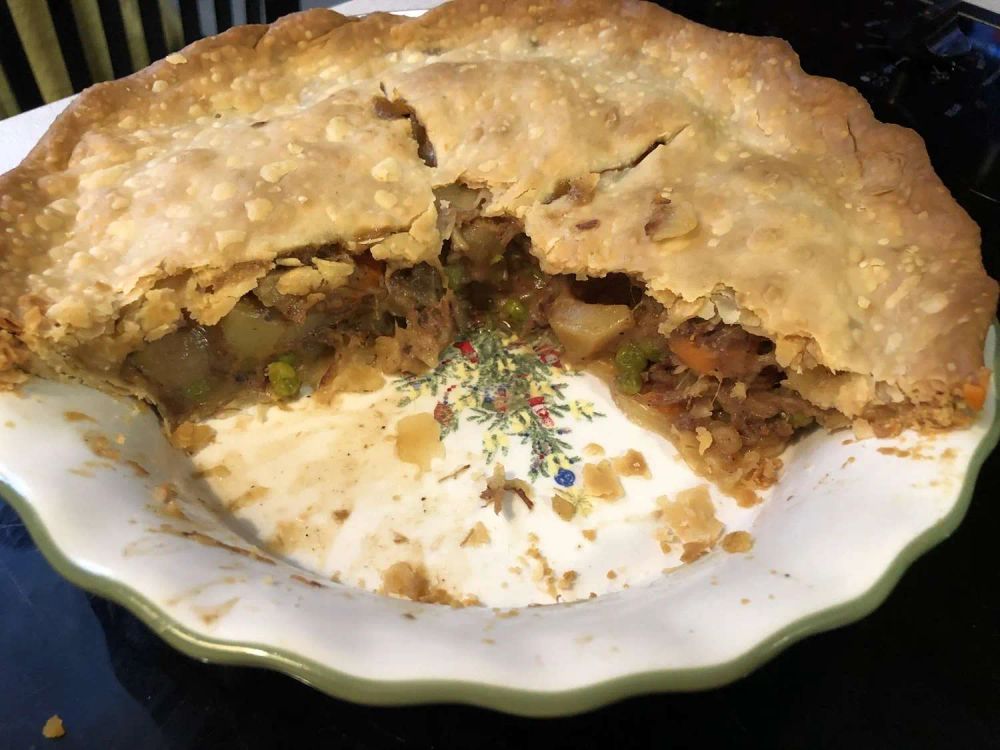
[397,329,603,481]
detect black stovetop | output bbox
[2,2,998,748]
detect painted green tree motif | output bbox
[396,329,602,479]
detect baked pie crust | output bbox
[0,0,995,500]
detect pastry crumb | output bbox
[42,715,65,739]
[852,418,875,439]
[581,528,597,541]
[581,460,624,500]
[83,431,120,461]
[681,541,710,563]
[169,422,216,454]
[559,570,578,590]
[381,561,431,600]
[721,530,754,553]
[320,359,385,397]
[525,542,558,599]
[877,446,910,458]
[695,426,713,455]
[657,485,723,559]
[611,449,651,479]
[551,492,577,521]
[380,561,475,606]
[583,443,605,457]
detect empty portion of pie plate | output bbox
[192,329,762,607]
[0,326,996,714]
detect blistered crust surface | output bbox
[0,0,995,413]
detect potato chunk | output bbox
[548,294,634,359]
[219,298,287,361]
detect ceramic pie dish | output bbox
[0,340,996,715]
[0,0,997,716]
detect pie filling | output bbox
[123,251,455,421]
[124,189,833,503]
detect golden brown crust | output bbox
[0,0,995,422]
[0,9,433,376]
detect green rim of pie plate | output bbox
[2,327,998,717]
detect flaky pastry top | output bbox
[0,0,995,415]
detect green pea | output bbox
[787,412,814,429]
[638,339,666,363]
[616,370,643,395]
[267,361,300,399]
[183,378,213,402]
[614,341,647,373]
[443,263,466,290]
[276,352,298,367]
[499,298,529,327]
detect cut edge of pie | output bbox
[0,0,995,506]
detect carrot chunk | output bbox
[668,335,719,376]
[963,381,987,411]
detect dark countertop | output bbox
[2,1,998,747]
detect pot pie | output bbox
[0,0,995,504]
